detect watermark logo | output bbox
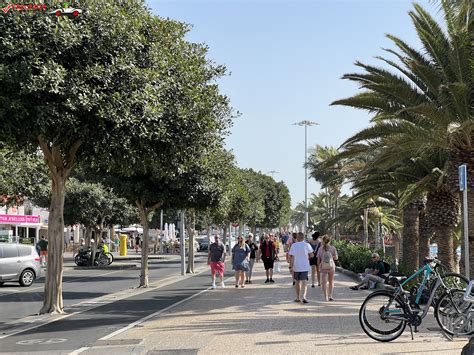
[2,2,82,16]
[2,3,47,13]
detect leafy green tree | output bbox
[0,0,231,312]
[0,148,49,207]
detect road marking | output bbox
[0,313,77,340]
[99,286,211,341]
[98,274,234,342]
[16,338,67,345]
[0,263,209,341]
[69,347,90,355]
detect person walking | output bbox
[207,235,226,289]
[309,231,321,288]
[245,233,258,284]
[260,233,277,283]
[232,236,251,288]
[134,234,141,253]
[288,232,314,303]
[317,235,338,301]
[286,232,297,285]
[38,236,48,266]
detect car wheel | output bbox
[0,282,4,286]
[72,10,79,17]
[55,10,62,16]
[19,269,35,287]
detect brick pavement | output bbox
[83,259,467,355]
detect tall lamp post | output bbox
[293,120,319,234]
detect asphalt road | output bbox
[0,252,211,333]
[0,270,225,354]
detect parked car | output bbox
[0,244,41,287]
[198,238,209,251]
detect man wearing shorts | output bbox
[288,232,314,303]
[208,235,226,289]
[38,236,48,266]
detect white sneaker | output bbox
[211,283,216,289]
[220,282,225,288]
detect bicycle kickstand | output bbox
[408,324,414,340]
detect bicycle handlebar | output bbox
[464,280,474,303]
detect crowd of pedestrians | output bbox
[206,230,339,302]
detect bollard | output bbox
[119,234,127,256]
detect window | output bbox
[0,246,19,258]
[18,246,32,257]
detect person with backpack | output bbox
[316,235,338,301]
[309,231,321,288]
[350,253,386,290]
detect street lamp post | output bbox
[293,120,319,235]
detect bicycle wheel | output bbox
[432,272,469,305]
[104,252,114,265]
[359,290,408,342]
[435,289,474,337]
[97,253,109,267]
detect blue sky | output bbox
[148,0,435,207]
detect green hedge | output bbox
[332,240,390,274]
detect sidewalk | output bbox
[86,260,467,355]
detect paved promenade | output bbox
[83,260,467,355]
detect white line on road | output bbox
[69,347,90,355]
[0,264,209,342]
[98,286,211,341]
[0,313,77,340]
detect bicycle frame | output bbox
[388,262,448,321]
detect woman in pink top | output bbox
[316,235,338,301]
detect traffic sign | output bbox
[459,164,467,191]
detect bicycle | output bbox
[359,258,468,342]
[435,280,474,337]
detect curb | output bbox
[336,266,360,282]
[72,263,138,270]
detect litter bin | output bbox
[119,234,127,256]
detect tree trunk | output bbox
[418,208,431,266]
[137,202,150,288]
[401,203,420,272]
[40,174,66,314]
[426,188,459,272]
[186,210,195,274]
[222,224,229,256]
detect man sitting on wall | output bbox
[350,253,386,290]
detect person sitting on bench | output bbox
[350,253,386,290]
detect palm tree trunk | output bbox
[401,203,420,272]
[418,207,431,266]
[426,188,459,272]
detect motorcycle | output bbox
[74,246,114,267]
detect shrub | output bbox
[332,240,391,273]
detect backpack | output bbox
[321,249,335,270]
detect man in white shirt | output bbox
[288,232,314,303]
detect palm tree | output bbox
[306,145,345,239]
[332,1,472,273]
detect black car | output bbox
[198,239,209,251]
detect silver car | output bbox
[0,244,41,287]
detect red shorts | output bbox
[210,261,225,275]
[40,251,47,256]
